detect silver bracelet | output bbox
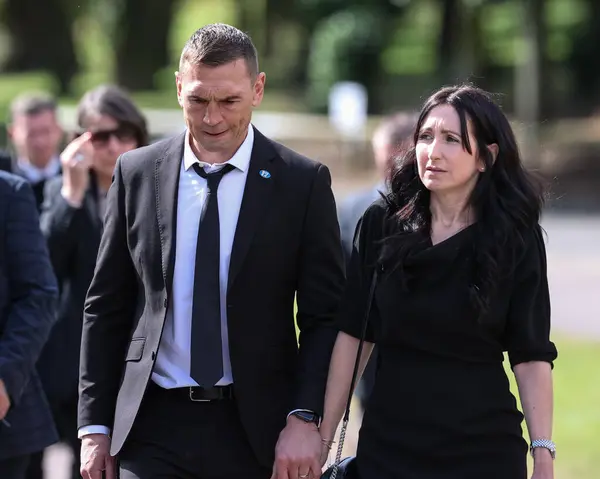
[530,439,556,459]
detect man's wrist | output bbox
[287,409,321,427]
[78,425,112,439]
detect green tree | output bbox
[1,0,78,93]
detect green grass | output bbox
[519,336,600,478]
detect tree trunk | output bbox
[114,0,180,91]
[3,0,78,93]
[437,0,461,85]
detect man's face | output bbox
[9,110,63,168]
[176,59,265,158]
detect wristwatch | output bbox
[289,409,321,427]
[530,439,556,459]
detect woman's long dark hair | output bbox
[382,84,545,320]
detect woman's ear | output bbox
[487,143,499,164]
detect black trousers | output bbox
[25,399,80,479]
[0,454,31,479]
[118,383,271,479]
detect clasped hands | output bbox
[271,415,333,479]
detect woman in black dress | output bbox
[320,85,557,479]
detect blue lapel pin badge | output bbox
[259,169,271,179]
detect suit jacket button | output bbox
[163,298,168,308]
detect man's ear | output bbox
[487,143,499,164]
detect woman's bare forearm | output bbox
[513,361,554,462]
[319,332,374,442]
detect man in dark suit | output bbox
[337,112,416,408]
[0,171,59,479]
[78,24,345,479]
[0,93,63,210]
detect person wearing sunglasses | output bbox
[32,85,148,479]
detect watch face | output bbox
[294,411,318,423]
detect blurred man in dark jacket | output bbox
[0,171,59,479]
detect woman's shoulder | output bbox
[358,196,392,238]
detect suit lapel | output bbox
[228,129,278,290]
[155,133,185,293]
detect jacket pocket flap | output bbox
[125,338,145,361]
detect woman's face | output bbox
[415,104,484,195]
[85,114,139,178]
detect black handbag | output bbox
[320,268,378,479]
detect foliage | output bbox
[306,6,388,113]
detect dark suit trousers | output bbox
[118,383,271,479]
[0,455,31,479]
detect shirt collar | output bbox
[183,125,254,173]
[17,156,61,183]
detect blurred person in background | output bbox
[0,93,64,210]
[337,112,416,411]
[0,171,59,479]
[26,85,148,479]
[321,85,556,479]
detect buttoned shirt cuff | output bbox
[78,425,111,439]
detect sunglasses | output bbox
[76,126,138,146]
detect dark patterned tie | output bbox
[190,163,235,387]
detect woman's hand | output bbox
[531,448,554,479]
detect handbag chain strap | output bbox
[330,267,379,479]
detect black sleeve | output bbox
[293,164,346,417]
[78,157,137,429]
[336,203,385,344]
[506,226,558,368]
[39,176,83,282]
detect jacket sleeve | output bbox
[78,157,137,429]
[0,178,58,404]
[294,164,346,417]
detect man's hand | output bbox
[0,379,10,420]
[271,416,323,479]
[80,433,116,479]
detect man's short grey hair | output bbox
[373,112,419,151]
[179,23,259,78]
[9,92,57,122]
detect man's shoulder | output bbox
[339,187,384,222]
[0,169,30,195]
[119,133,184,174]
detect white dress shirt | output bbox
[78,126,254,438]
[152,126,253,388]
